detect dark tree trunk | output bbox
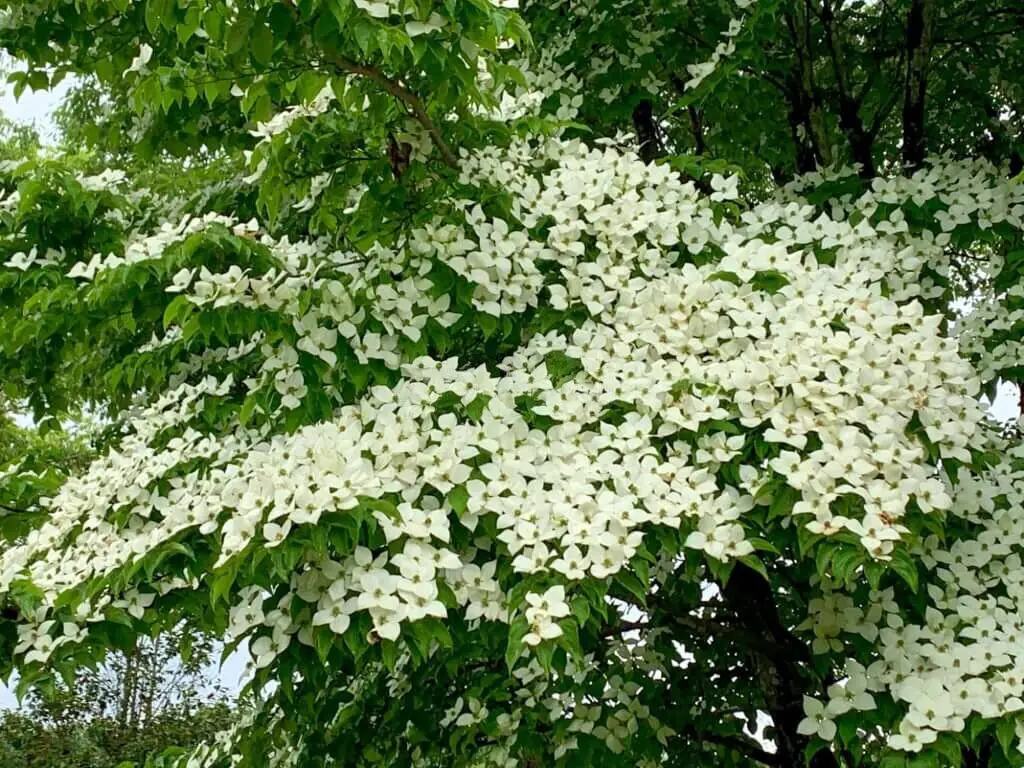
[787,84,822,175]
[633,99,665,164]
[722,563,839,768]
[819,0,877,177]
[901,0,936,171]
[687,106,706,156]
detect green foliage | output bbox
[0,0,1021,767]
[0,703,233,768]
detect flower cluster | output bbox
[3,129,1024,764]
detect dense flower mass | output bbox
[2,124,1024,764]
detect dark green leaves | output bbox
[251,24,276,67]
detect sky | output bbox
[0,62,73,143]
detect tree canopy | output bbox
[0,0,1023,766]
[0,627,232,768]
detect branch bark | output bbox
[721,563,838,768]
[783,7,833,172]
[901,0,936,171]
[687,106,706,156]
[331,55,459,170]
[632,99,665,164]
[685,726,783,766]
[818,0,876,176]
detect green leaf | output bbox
[797,524,824,558]
[145,0,167,34]
[804,740,831,764]
[535,638,554,673]
[837,715,860,746]
[352,19,375,56]
[162,294,191,329]
[737,554,769,581]
[251,24,275,66]
[865,561,886,590]
[768,485,800,519]
[557,618,582,660]
[315,628,334,663]
[879,753,907,768]
[210,562,239,606]
[970,716,994,746]
[831,546,865,583]
[226,17,251,55]
[545,351,584,384]
[929,734,962,766]
[478,313,499,339]
[505,617,528,670]
[997,719,1016,758]
[238,395,259,427]
[613,570,647,606]
[888,548,920,593]
[381,639,399,672]
[570,596,590,625]
[907,751,939,768]
[815,541,836,578]
[448,485,469,515]
[705,555,734,586]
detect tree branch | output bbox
[632,99,664,164]
[721,563,838,768]
[901,0,937,171]
[688,106,706,156]
[685,726,782,766]
[330,55,460,170]
[599,619,647,637]
[818,0,876,176]
[783,8,832,172]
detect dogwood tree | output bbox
[0,0,1023,766]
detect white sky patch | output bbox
[0,56,74,143]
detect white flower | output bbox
[124,43,153,75]
[355,0,391,18]
[797,696,836,741]
[406,13,446,37]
